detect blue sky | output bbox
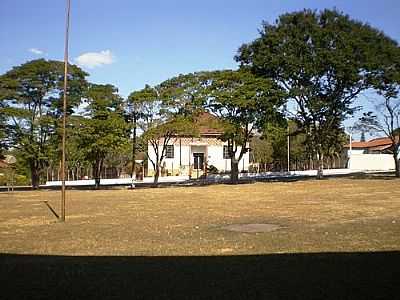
[1,0,399,96]
[1,0,399,133]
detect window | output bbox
[223,145,231,159]
[166,145,174,158]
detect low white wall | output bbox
[347,149,365,155]
[349,154,395,171]
[45,176,190,187]
[45,168,391,187]
[207,168,364,181]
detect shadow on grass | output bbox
[1,251,399,299]
[347,172,398,180]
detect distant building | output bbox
[344,137,399,171]
[147,112,250,178]
[344,137,396,155]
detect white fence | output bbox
[45,176,189,187]
[45,166,393,187]
[349,154,395,171]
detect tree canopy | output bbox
[129,84,198,185]
[0,59,88,187]
[1,9,400,187]
[75,83,129,188]
[200,69,285,182]
[236,9,400,178]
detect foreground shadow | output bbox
[1,251,399,299]
[348,172,398,180]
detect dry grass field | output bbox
[1,178,400,299]
[1,178,399,255]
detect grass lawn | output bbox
[0,178,400,255]
[1,178,400,299]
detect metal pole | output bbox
[131,103,137,188]
[179,138,182,167]
[349,132,352,152]
[349,130,352,169]
[61,0,71,222]
[287,125,290,173]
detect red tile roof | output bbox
[345,137,393,149]
[369,144,392,151]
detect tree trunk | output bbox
[316,153,324,180]
[93,159,103,189]
[230,159,239,184]
[131,114,137,179]
[153,164,160,187]
[394,152,400,178]
[30,161,40,189]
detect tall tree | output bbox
[202,70,284,183]
[127,85,165,181]
[378,93,400,177]
[357,95,400,177]
[236,9,400,178]
[76,84,129,188]
[65,115,91,180]
[262,120,310,171]
[127,85,163,182]
[129,84,197,185]
[0,59,88,188]
[143,116,196,185]
[0,100,8,158]
[372,49,400,177]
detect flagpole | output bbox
[61,0,71,222]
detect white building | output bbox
[147,113,250,178]
[344,137,399,171]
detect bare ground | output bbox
[1,178,400,299]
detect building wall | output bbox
[349,154,395,171]
[207,145,249,172]
[347,149,366,156]
[147,137,250,176]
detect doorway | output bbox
[193,153,204,170]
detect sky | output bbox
[1,0,399,134]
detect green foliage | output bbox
[157,72,206,116]
[139,69,285,182]
[0,172,28,186]
[75,84,129,186]
[0,59,88,187]
[201,69,285,181]
[0,103,7,158]
[128,83,200,183]
[203,69,285,132]
[142,115,198,143]
[236,9,400,176]
[250,136,273,164]
[127,84,161,131]
[263,121,308,164]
